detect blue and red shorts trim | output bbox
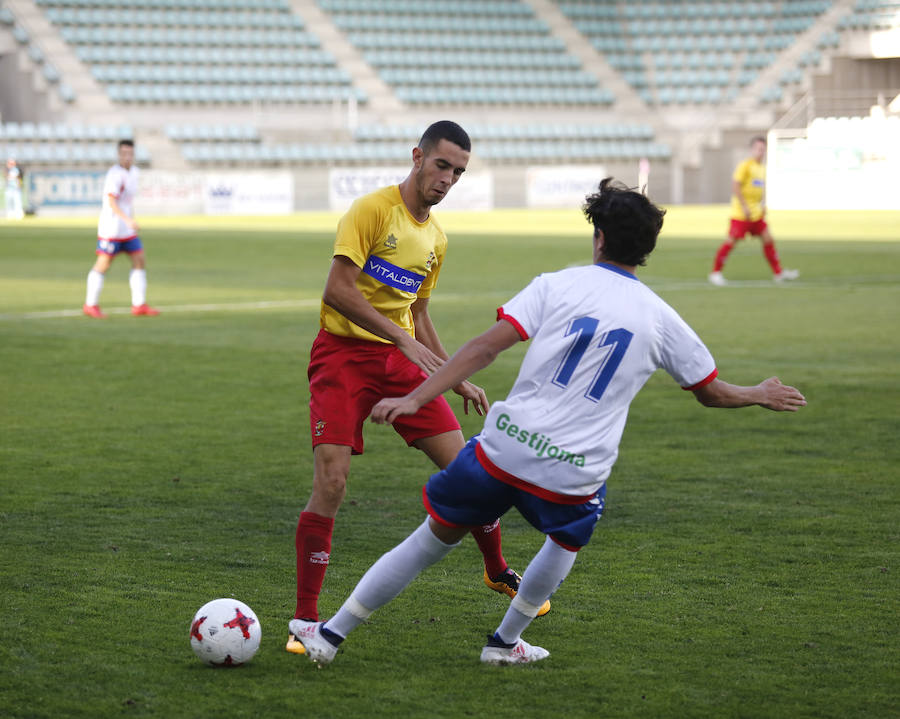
[96,236,141,256]
[423,437,606,550]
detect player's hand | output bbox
[757,377,806,412]
[396,337,446,375]
[127,218,140,232]
[452,380,489,416]
[371,396,420,424]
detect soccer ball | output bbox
[189,598,261,667]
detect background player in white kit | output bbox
[83,139,159,318]
[5,157,24,220]
[288,178,806,666]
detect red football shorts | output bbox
[728,218,768,239]
[307,329,460,454]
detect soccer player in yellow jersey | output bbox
[709,136,798,285]
[287,122,547,655]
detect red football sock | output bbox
[763,243,782,274]
[713,241,734,272]
[294,511,335,621]
[470,520,508,578]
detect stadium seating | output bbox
[171,122,669,166]
[36,0,363,106]
[1,122,148,166]
[3,0,894,177]
[2,4,77,105]
[840,0,900,30]
[318,0,614,106]
[553,0,838,106]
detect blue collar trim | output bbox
[596,262,638,281]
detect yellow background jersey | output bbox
[320,185,447,343]
[730,158,766,221]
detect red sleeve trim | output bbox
[682,368,718,391]
[496,307,529,341]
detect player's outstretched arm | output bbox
[371,320,521,424]
[692,376,806,411]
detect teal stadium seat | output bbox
[43,0,349,106]
[322,0,612,106]
[554,0,836,105]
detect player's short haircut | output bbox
[750,135,767,146]
[583,178,666,267]
[418,121,471,154]
[117,139,135,150]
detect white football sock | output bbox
[495,537,577,644]
[85,270,104,306]
[129,268,147,306]
[325,519,458,639]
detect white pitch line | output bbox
[0,293,502,321]
[2,276,894,321]
[0,292,519,322]
[0,299,321,321]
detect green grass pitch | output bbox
[0,207,898,718]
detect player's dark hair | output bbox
[750,135,766,146]
[118,139,135,149]
[418,121,471,154]
[583,178,666,267]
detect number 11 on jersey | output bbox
[552,317,634,402]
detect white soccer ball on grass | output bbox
[189,598,261,667]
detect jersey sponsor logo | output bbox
[209,185,233,198]
[495,412,585,467]
[362,254,426,293]
[384,233,398,249]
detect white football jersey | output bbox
[478,263,717,499]
[7,165,21,189]
[97,164,139,240]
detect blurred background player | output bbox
[709,136,799,286]
[83,139,158,318]
[287,121,548,656]
[5,157,24,220]
[288,178,806,666]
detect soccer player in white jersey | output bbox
[83,139,159,318]
[5,157,25,220]
[288,178,806,666]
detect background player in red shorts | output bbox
[709,136,799,286]
[287,121,547,655]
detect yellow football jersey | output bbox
[730,158,766,222]
[320,185,447,343]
